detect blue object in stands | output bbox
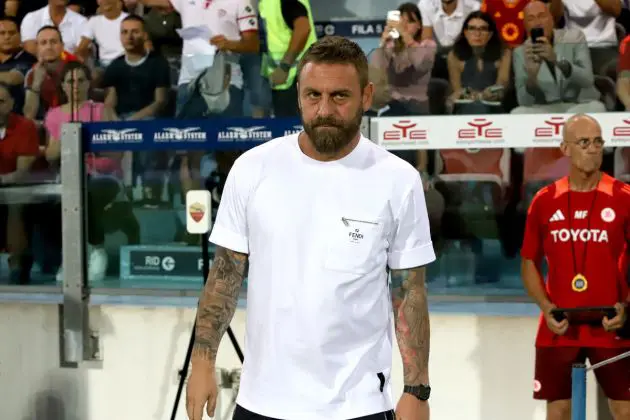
[82,117,303,152]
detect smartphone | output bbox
[488,84,504,94]
[387,10,401,39]
[530,27,544,43]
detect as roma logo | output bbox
[189,202,206,222]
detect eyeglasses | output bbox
[465,25,490,33]
[570,138,605,149]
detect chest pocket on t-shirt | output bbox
[324,215,385,274]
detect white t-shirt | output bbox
[169,0,258,87]
[209,134,436,419]
[87,12,128,66]
[419,0,480,48]
[20,6,89,54]
[562,0,620,48]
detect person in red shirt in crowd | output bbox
[481,0,563,47]
[23,25,77,120]
[521,114,630,420]
[617,34,630,110]
[0,82,41,283]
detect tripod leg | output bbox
[170,321,196,420]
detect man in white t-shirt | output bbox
[139,0,259,118]
[185,36,436,420]
[20,0,91,61]
[561,0,622,77]
[86,0,127,68]
[419,0,480,47]
[418,0,480,79]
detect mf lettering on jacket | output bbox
[550,228,609,243]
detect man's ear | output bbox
[362,81,374,113]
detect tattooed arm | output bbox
[192,246,248,366]
[390,266,430,386]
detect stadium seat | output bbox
[594,75,617,111]
[520,148,569,210]
[614,147,630,183]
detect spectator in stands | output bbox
[45,61,139,282]
[0,17,36,115]
[559,0,621,78]
[372,2,437,116]
[0,83,41,284]
[480,0,562,48]
[511,1,605,114]
[418,0,480,79]
[86,0,128,69]
[103,15,170,120]
[23,26,78,120]
[139,0,260,119]
[20,0,91,61]
[617,34,630,109]
[447,11,511,114]
[5,0,48,23]
[143,3,182,87]
[259,0,316,117]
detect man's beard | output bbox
[301,107,363,155]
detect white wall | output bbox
[0,303,599,420]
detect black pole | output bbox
[170,232,244,420]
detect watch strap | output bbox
[403,384,431,401]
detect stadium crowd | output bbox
[1,0,630,287]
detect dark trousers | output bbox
[271,82,299,117]
[233,405,395,420]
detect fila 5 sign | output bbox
[375,112,630,150]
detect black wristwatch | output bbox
[403,384,431,401]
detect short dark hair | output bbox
[297,36,369,90]
[0,16,19,28]
[37,25,63,42]
[122,14,146,30]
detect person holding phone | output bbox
[371,2,436,116]
[521,113,630,420]
[511,1,605,114]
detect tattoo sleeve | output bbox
[390,266,430,386]
[192,246,248,364]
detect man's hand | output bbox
[210,35,231,52]
[542,303,569,335]
[31,64,48,91]
[396,393,430,420]
[603,303,627,332]
[270,67,289,86]
[186,359,219,420]
[525,44,542,79]
[532,37,556,64]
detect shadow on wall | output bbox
[22,388,81,420]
